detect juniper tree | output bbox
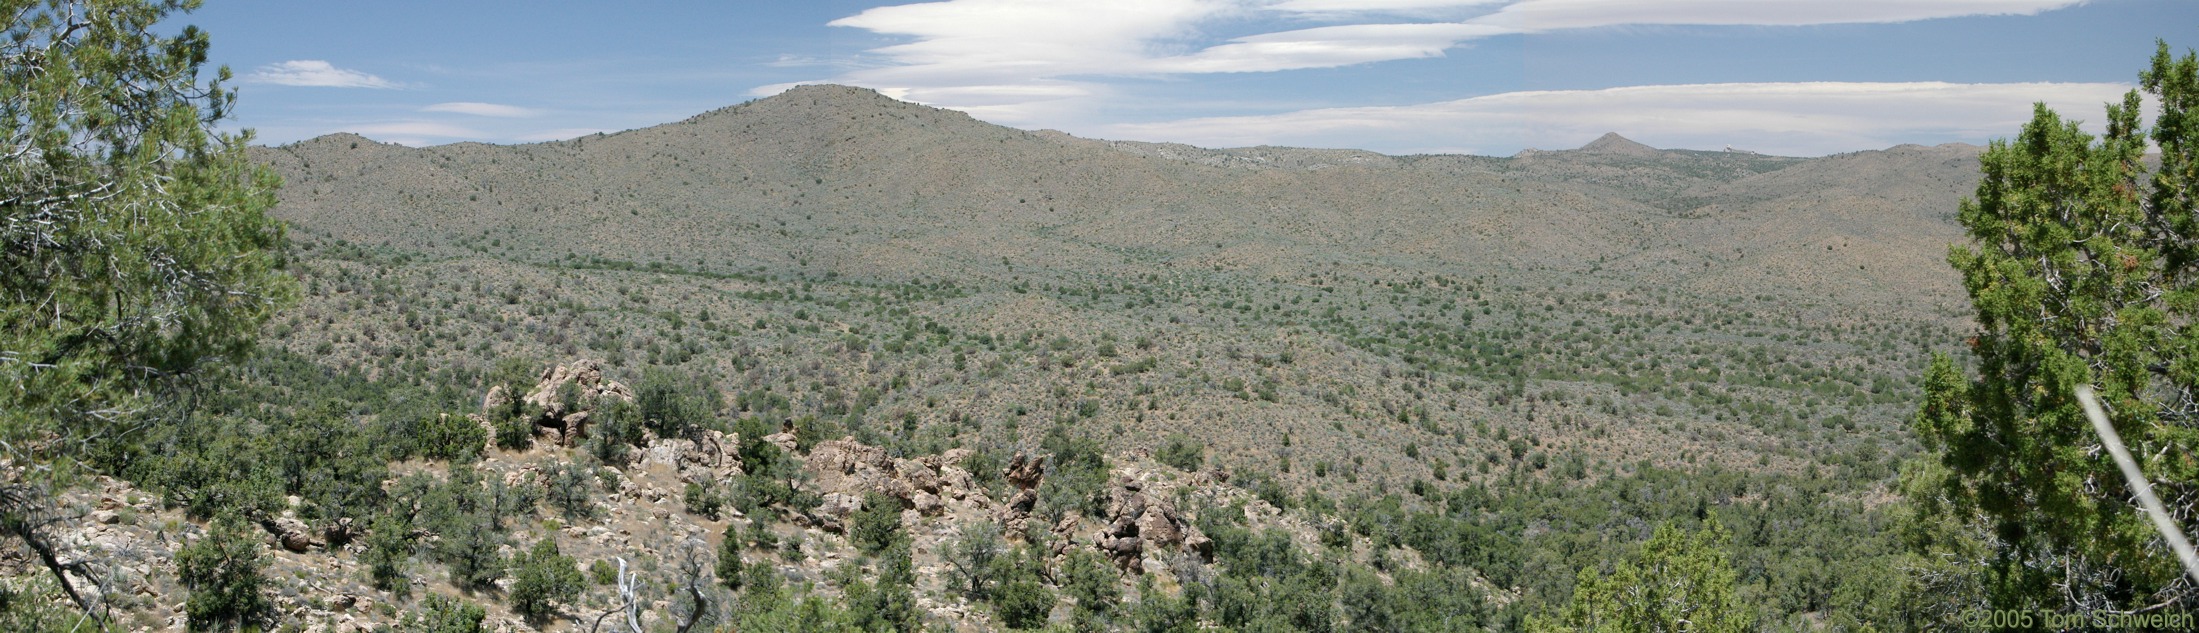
[1914,42,2199,612]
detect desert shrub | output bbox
[1155,434,1204,472]
[0,575,86,632]
[406,594,488,633]
[849,492,908,556]
[992,578,1054,630]
[509,538,584,623]
[543,461,598,520]
[1061,548,1121,630]
[684,481,727,520]
[361,512,415,595]
[717,522,748,591]
[439,518,507,590]
[943,521,1004,600]
[493,405,537,451]
[581,398,644,464]
[960,446,1007,496]
[408,413,488,462]
[636,367,719,438]
[844,541,920,632]
[410,468,510,589]
[176,513,272,631]
[1038,425,1109,520]
[1128,575,1200,633]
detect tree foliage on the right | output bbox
[1914,41,2199,612]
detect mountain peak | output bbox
[1579,132,1660,156]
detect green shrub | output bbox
[438,518,506,590]
[586,400,644,464]
[405,594,488,633]
[544,461,598,520]
[845,541,920,632]
[717,522,748,592]
[684,481,726,520]
[849,492,908,556]
[176,513,271,631]
[509,538,584,623]
[943,521,1004,600]
[1038,425,1109,520]
[637,367,719,438]
[411,413,487,462]
[992,579,1054,630]
[493,405,536,452]
[1155,434,1204,472]
[361,512,414,595]
[1061,548,1120,630]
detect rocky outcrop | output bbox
[803,437,991,531]
[996,452,1046,538]
[1093,476,1210,572]
[640,429,743,485]
[475,359,635,447]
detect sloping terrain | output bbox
[21,85,1990,631]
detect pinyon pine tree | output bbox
[2,0,292,621]
[1913,41,2199,612]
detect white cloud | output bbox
[422,102,538,118]
[1101,81,2137,156]
[799,0,2096,132]
[1154,23,1511,73]
[247,60,396,89]
[1470,0,2088,30]
[822,0,1234,118]
[1270,0,1508,17]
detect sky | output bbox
[185,0,2198,156]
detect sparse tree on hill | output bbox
[1913,42,2199,612]
[509,538,584,624]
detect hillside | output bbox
[10,85,1988,632]
[254,85,1976,311]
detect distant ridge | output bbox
[1578,132,1661,156]
[254,84,1981,310]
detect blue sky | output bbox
[189,0,2197,155]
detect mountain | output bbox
[126,83,2000,630]
[1576,132,1662,157]
[254,84,1978,316]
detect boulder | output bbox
[272,518,319,553]
[1182,526,1214,562]
[1137,507,1180,547]
[1004,453,1045,490]
[764,432,800,454]
[894,459,942,494]
[911,491,944,516]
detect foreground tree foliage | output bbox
[1,0,291,459]
[0,0,291,621]
[1915,42,2199,611]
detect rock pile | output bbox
[476,359,635,446]
[802,438,989,531]
[996,452,1046,537]
[639,428,743,486]
[1093,476,1211,572]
